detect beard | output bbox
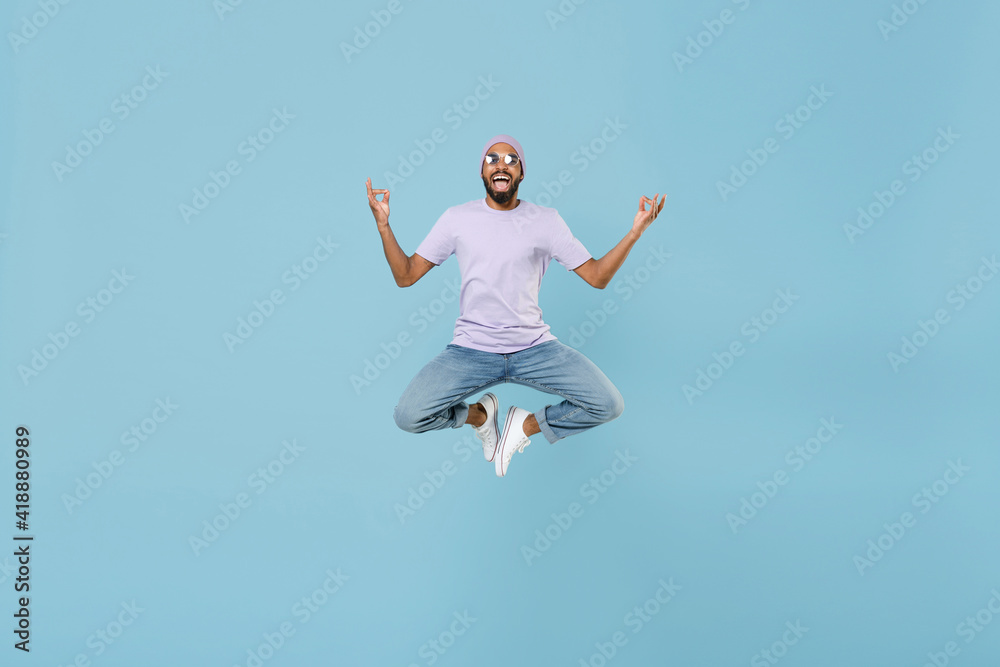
[482,173,520,206]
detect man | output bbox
[366,134,664,477]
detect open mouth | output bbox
[491,173,512,192]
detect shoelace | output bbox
[505,436,530,462]
[476,426,497,455]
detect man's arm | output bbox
[573,230,641,289]
[367,177,436,287]
[381,228,436,287]
[574,193,666,289]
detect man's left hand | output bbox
[631,193,666,236]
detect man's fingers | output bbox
[648,194,664,217]
[367,183,389,207]
[635,193,666,223]
[366,178,390,196]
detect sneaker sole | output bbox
[482,393,500,462]
[496,406,520,477]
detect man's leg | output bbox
[507,340,624,443]
[393,344,504,433]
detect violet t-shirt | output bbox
[415,197,592,353]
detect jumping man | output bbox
[366,134,665,477]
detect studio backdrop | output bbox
[1,0,999,665]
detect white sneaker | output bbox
[472,393,501,461]
[495,406,532,477]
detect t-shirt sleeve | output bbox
[414,210,455,266]
[550,212,592,271]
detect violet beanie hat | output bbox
[479,134,525,176]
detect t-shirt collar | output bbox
[480,197,522,214]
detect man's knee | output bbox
[598,388,624,422]
[393,404,421,433]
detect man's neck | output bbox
[485,197,520,211]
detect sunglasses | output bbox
[484,152,520,167]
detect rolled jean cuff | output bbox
[534,406,560,444]
[451,401,470,429]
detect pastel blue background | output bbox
[2,0,999,664]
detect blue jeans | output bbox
[393,340,624,444]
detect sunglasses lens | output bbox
[485,152,519,166]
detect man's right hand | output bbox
[366,177,390,229]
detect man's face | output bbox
[481,142,523,206]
